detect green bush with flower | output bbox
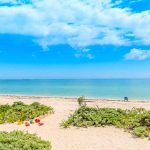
[0,101,54,124]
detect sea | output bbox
[0,79,150,101]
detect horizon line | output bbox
[0,78,150,80]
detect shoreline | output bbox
[0,94,150,103]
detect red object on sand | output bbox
[38,122,44,126]
[25,122,30,127]
[35,118,40,123]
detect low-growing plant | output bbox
[0,131,51,150]
[61,106,150,138]
[77,96,86,106]
[133,127,149,137]
[0,101,54,124]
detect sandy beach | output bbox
[0,95,150,150]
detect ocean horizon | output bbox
[0,79,150,101]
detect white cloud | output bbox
[87,54,94,59]
[74,47,94,59]
[129,0,142,4]
[82,48,90,52]
[74,53,94,59]
[0,0,17,3]
[0,0,150,50]
[32,54,36,57]
[124,48,150,60]
[74,53,81,58]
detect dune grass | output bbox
[0,101,54,124]
[0,131,51,150]
[61,106,150,138]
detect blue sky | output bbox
[0,0,150,79]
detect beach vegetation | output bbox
[61,106,150,138]
[77,96,86,106]
[0,130,51,150]
[133,127,148,137]
[0,101,54,124]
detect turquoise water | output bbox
[0,79,150,100]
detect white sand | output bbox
[0,95,150,150]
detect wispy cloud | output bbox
[129,0,143,4]
[0,0,150,50]
[124,48,150,60]
[74,47,94,59]
[87,54,94,59]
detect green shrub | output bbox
[62,106,150,138]
[0,101,54,124]
[77,96,86,106]
[133,127,149,137]
[0,131,51,150]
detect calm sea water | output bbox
[0,79,150,100]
